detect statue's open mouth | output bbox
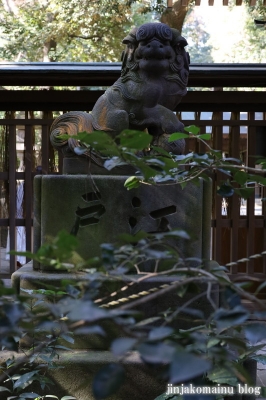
[143,55,171,60]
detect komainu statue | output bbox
[50,23,190,167]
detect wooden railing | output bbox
[0,63,266,279]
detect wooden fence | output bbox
[0,63,266,281]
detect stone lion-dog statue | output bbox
[50,22,190,168]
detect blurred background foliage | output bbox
[0,0,265,63]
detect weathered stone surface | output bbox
[33,175,211,271]
[0,350,166,400]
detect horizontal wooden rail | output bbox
[0,63,266,87]
[0,91,266,112]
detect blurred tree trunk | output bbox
[43,39,57,62]
[161,0,189,32]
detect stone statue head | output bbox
[121,22,189,88]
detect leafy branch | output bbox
[67,126,266,200]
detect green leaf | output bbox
[13,371,38,390]
[92,363,125,400]
[124,176,142,190]
[74,325,105,336]
[158,156,177,170]
[104,157,126,170]
[75,131,111,146]
[222,287,241,308]
[234,171,249,186]
[111,338,137,356]
[193,153,209,161]
[18,393,41,399]
[255,280,266,294]
[4,303,25,325]
[134,316,161,327]
[138,342,176,364]
[125,155,161,180]
[176,285,188,298]
[213,306,249,329]
[118,130,152,150]
[75,131,120,156]
[154,394,181,400]
[9,250,38,260]
[54,345,72,351]
[148,327,174,341]
[197,133,211,140]
[256,158,266,165]
[66,300,109,322]
[239,343,266,360]
[210,149,223,159]
[217,184,234,197]
[234,188,254,199]
[60,333,75,344]
[117,231,148,243]
[254,310,266,319]
[184,125,200,135]
[216,336,246,350]
[60,397,77,400]
[207,338,220,349]
[170,351,211,383]
[244,323,266,344]
[223,157,241,164]
[73,147,87,156]
[0,387,11,392]
[248,174,266,185]
[181,307,204,319]
[145,158,165,167]
[151,145,173,157]
[154,229,190,240]
[168,132,189,142]
[208,367,238,385]
[54,230,79,255]
[144,248,171,259]
[36,230,79,263]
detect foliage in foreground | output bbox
[67,125,266,198]
[2,129,266,399]
[2,228,266,399]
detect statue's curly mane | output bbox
[120,23,189,94]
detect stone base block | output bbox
[33,175,211,271]
[0,350,166,400]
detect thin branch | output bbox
[207,282,218,310]
[69,34,103,41]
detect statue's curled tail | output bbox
[50,111,105,166]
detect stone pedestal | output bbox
[11,172,216,400]
[33,174,211,271]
